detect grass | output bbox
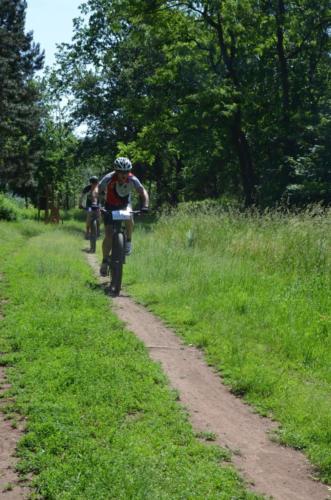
[0,220,259,499]
[125,205,331,483]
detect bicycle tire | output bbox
[110,232,124,295]
[90,218,97,253]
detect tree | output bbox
[53,0,330,207]
[0,0,44,198]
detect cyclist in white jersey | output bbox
[99,157,149,276]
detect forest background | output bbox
[0,0,330,210]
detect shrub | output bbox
[0,194,38,221]
[0,194,21,221]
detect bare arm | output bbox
[78,191,85,208]
[137,186,149,208]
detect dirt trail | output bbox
[0,273,29,499]
[0,367,29,499]
[88,253,330,500]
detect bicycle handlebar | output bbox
[100,208,148,215]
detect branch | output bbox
[288,18,331,59]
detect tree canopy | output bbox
[0,0,44,197]
[1,0,330,207]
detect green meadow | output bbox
[0,205,330,498]
[126,205,331,483]
[0,220,259,499]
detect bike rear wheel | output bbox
[110,232,124,295]
[90,218,97,253]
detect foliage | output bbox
[1,0,329,206]
[0,0,44,198]
[0,193,37,221]
[51,0,330,207]
[285,117,331,205]
[34,113,81,208]
[0,0,329,206]
[0,1,92,208]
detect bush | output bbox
[0,194,38,221]
[0,194,21,220]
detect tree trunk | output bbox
[212,12,256,205]
[275,0,296,187]
[231,110,256,206]
[276,0,290,129]
[154,155,165,206]
[170,157,182,205]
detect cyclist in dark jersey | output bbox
[79,176,100,239]
[99,157,149,276]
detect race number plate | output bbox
[112,209,131,220]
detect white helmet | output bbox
[114,157,132,172]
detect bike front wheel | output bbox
[110,232,124,295]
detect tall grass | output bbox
[126,205,331,482]
[0,221,259,499]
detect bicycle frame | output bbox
[111,214,128,262]
[102,208,135,295]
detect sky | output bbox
[25,0,83,68]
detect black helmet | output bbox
[89,176,98,183]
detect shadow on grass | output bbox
[86,276,131,299]
[87,280,110,295]
[81,247,100,255]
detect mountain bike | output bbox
[86,206,100,253]
[101,208,141,295]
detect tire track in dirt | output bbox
[0,278,30,499]
[88,253,330,500]
[0,367,30,499]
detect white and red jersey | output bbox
[99,171,143,208]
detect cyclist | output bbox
[79,176,100,239]
[99,157,149,276]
